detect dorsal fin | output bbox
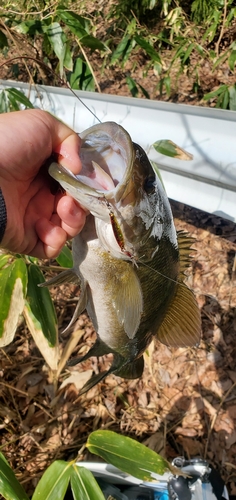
[177,230,196,279]
[156,282,201,347]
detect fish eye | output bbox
[143,175,156,194]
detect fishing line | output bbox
[66,83,102,124]
[137,258,184,286]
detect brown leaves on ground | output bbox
[0,202,236,496]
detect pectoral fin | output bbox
[39,269,79,287]
[113,266,143,340]
[156,283,201,347]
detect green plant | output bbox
[204,83,236,110]
[0,244,76,381]
[0,87,34,112]
[0,430,180,499]
[0,6,109,91]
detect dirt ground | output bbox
[0,17,236,498]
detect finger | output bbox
[35,217,67,258]
[42,111,82,174]
[56,195,86,237]
[54,133,82,175]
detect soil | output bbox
[0,11,236,498]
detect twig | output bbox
[0,381,28,396]
[215,0,228,58]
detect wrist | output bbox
[0,188,7,244]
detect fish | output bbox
[45,121,201,394]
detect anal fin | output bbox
[79,353,123,394]
[79,369,112,395]
[156,283,201,347]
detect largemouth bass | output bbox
[47,121,201,394]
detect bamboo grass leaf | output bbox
[0,258,27,347]
[56,245,73,268]
[86,430,178,481]
[24,264,59,370]
[152,140,193,160]
[31,461,72,500]
[70,465,106,500]
[5,89,34,109]
[0,452,29,500]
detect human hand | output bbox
[0,109,86,258]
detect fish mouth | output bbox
[49,122,135,217]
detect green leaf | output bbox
[111,35,133,65]
[153,61,162,75]
[0,29,8,49]
[0,91,8,113]
[182,42,195,65]
[25,264,57,347]
[31,460,72,500]
[79,34,108,51]
[0,254,11,270]
[229,85,236,111]
[204,85,228,101]
[213,50,229,70]
[0,452,30,500]
[15,20,43,35]
[86,430,174,481]
[138,82,150,99]
[228,49,236,72]
[152,140,193,160]
[126,77,150,99]
[70,465,105,500]
[0,258,27,347]
[5,91,20,111]
[58,11,107,51]
[134,35,161,63]
[43,22,73,75]
[56,245,73,268]
[126,76,139,97]
[220,87,229,109]
[159,76,171,97]
[70,57,95,91]
[171,40,188,64]
[63,42,73,71]
[57,10,90,36]
[5,89,34,109]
